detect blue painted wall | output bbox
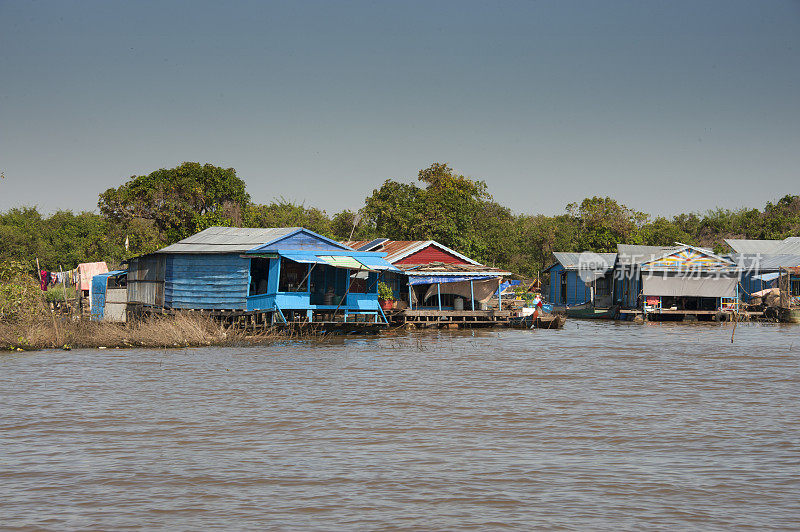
[547,264,591,306]
[165,254,250,310]
[739,272,777,301]
[615,269,641,308]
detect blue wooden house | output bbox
[724,238,800,301]
[544,252,617,307]
[126,227,399,324]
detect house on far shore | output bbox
[342,239,511,311]
[125,227,399,325]
[724,237,800,300]
[545,243,743,319]
[617,243,740,318]
[544,252,617,308]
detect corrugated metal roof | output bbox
[616,245,679,265]
[402,262,511,276]
[344,240,430,262]
[726,237,800,255]
[551,252,617,271]
[778,237,800,255]
[730,253,800,270]
[158,227,301,254]
[724,239,784,254]
[343,239,482,265]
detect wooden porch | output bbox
[391,308,514,328]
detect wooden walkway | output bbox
[126,304,388,333]
[391,309,514,328]
[619,309,766,321]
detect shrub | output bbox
[44,284,77,302]
[378,281,394,301]
[0,260,48,322]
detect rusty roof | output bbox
[341,239,510,275]
[343,240,428,262]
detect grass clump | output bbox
[0,312,248,351]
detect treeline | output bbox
[2,161,799,277]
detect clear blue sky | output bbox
[1,0,798,217]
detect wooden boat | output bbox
[535,314,566,329]
[508,313,566,329]
[566,304,619,320]
[781,308,800,324]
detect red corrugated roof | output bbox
[343,240,428,262]
[341,239,510,275]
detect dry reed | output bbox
[0,312,320,351]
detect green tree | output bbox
[244,200,332,236]
[362,163,494,257]
[98,162,250,248]
[567,196,648,252]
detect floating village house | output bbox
[544,252,617,308]
[125,227,399,324]
[725,237,800,299]
[615,244,740,317]
[544,244,743,318]
[343,239,511,311]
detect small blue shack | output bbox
[126,227,399,324]
[91,270,128,322]
[544,252,617,307]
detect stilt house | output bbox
[544,252,617,307]
[343,239,510,311]
[126,227,399,323]
[616,243,740,315]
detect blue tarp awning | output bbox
[408,275,498,286]
[497,279,522,295]
[280,252,399,272]
[280,252,326,264]
[355,255,401,272]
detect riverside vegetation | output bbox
[2,161,799,278]
[1,162,798,350]
[0,260,319,351]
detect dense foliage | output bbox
[0,260,47,322]
[1,161,798,279]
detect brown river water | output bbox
[2,321,799,530]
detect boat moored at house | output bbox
[544,252,617,312]
[343,239,512,327]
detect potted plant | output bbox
[378,281,395,311]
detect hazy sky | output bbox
[1,0,798,217]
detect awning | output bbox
[319,255,369,270]
[278,253,397,272]
[355,255,401,272]
[408,275,499,286]
[578,270,610,283]
[642,275,737,298]
[752,272,780,282]
[280,252,325,264]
